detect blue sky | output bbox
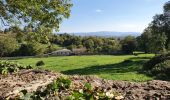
[59,0,168,33]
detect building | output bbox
[49,49,72,56]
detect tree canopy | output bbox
[0,35,19,57]
[138,1,170,53]
[0,0,72,33]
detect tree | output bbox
[7,26,25,43]
[0,35,19,57]
[121,36,137,54]
[137,25,154,53]
[150,2,170,50]
[83,39,95,53]
[138,1,170,53]
[164,1,170,12]
[17,42,45,56]
[0,0,72,33]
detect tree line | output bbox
[0,0,170,57]
[0,28,137,57]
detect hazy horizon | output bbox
[57,30,140,34]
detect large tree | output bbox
[139,1,170,53]
[0,0,72,33]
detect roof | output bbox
[52,49,72,53]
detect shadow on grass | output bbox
[0,56,34,60]
[129,56,153,60]
[62,59,147,75]
[0,56,50,60]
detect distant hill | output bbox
[56,31,141,37]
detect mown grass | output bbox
[6,54,154,82]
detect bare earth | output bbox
[0,70,170,100]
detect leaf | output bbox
[84,83,92,90]
[2,67,8,75]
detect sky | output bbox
[59,0,168,33]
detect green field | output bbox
[6,54,154,82]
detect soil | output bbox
[0,69,170,100]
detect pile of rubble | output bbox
[0,69,170,100]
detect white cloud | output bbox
[95,9,102,13]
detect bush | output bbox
[143,53,170,70]
[143,53,170,79]
[0,61,32,75]
[49,77,71,91]
[151,60,170,77]
[19,77,123,100]
[36,60,45,66]
[20,77,72,100]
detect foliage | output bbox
[151,60,170,77]
[121,36,137,54]
[0,35,19,57]
[17,42,46,56]
[45,44,61,54]
[20,90,34,100]
[143,53,170,80]
[0,61,32,75]
[36,60,45,66]
[138,1,170,53]
[136,29,152,53]
[0,0,73,34]
[68,83,123,100]
[19,77,123,100]
[46,77,71,92]
[50,34,122,55]
[20,77,71,99]
[143,53,170,70]
[1,29,138,56]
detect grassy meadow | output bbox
[6,54,154,82]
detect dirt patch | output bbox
[70,76,170,100]
[0,70,170,100]
[0,70,62,99]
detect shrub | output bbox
[143,53,170,79]
[0,61,33,75]
[55,77,71,90]
[19,77,123,100]
[20,77,72,99]
[143,53,170,70]
[36,60,45,66]
[151,60,170,77]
